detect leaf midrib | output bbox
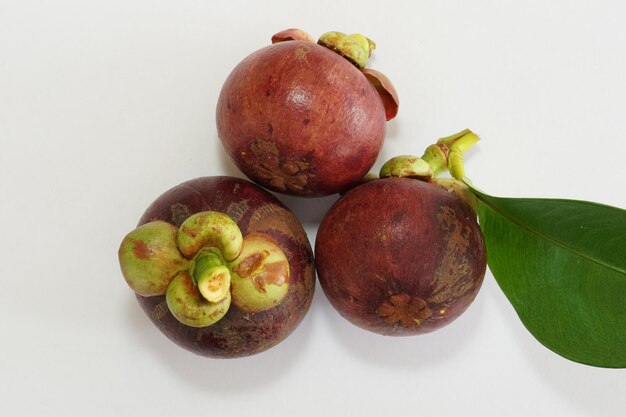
[476,195,626,276]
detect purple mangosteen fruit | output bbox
[216,29,399,197]
[119,176,315,357]
[315,130,487,335]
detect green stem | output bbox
[445,130,479,180]
[437,128,475,147]
[192,249,232,303]
[421,129,480,180]
[421,145,448,177]
[192,249,225,283]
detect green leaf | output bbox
[468,184,626,368]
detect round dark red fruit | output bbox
[216,40,387,197]
[315,177,486,336]
[133,176,315,357]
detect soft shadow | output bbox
[211,131,340,227]
[211,131,340,218]
[124,296,315,394]
[488,282,626,416]
[319,287,487,370]
[274,193,339,226]
[120,133,319,392]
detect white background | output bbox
[1,1,625,416]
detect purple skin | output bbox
[133,176,315,358]
[315,177,487,336]
[216,40,387,197]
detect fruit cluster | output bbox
[119,29,486,357]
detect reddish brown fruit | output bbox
[216,40,387,197]
[132,176,315,357]
[315,177,486,336]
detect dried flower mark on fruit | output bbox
[249,138,313,194]
[376,293,432,328]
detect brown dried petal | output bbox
[389,293,410,307]
[285,182,305,193]
[375,302,397,317]
[269,176,287,191]
[362,68,399,121]
[376,294,432,328]
[280,160,301,175]
[271,28,314,44]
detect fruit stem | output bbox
[420,144,448,178]
[421,129,479,180]
[443,129,479,180]
[379,155,432,179]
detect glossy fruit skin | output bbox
[315,177,486,336]
[134,176,315,357]
[216,40,386,197]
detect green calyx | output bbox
[166,271,231,328]
[318,31,376,68]
[377,129,480,212]
[118,221,190,297]
[379,129,479,181]
[118,211,291,327]
[177,211,243,261]
[380,155,432,180]
[229,233,290,313]
[192,249,231,303]
[421,129,480,180]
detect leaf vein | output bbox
[477,196,626,276]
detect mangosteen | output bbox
[216,29,398,197]
[118,176,315,357]
[315,130,487,335]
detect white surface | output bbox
[1,0,625,416]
